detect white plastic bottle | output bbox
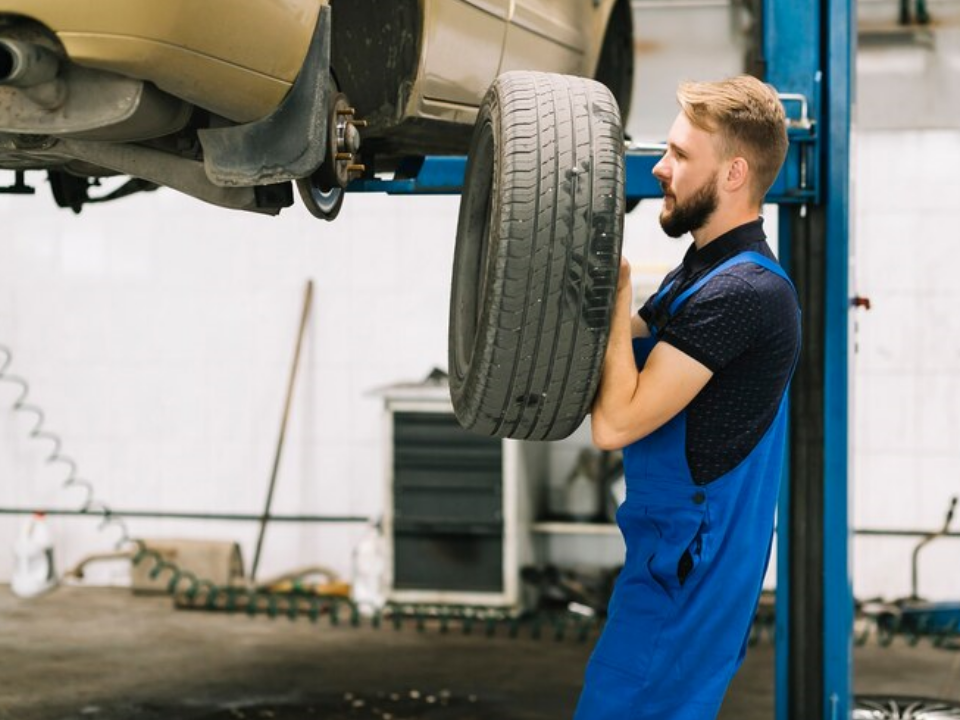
[350,520,386,616]
[11,512,58,598]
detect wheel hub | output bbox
[297,90,367,220]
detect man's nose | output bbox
[652,156,669,183]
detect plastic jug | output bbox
[350,520,386,616]
[11,513,58,598]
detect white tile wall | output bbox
[0,188,460,585]
[852,130,960,602]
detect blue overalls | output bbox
[575,251,799,720]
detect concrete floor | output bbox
[1,587,959,719]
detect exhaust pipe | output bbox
[0,39,59,87]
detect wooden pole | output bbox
[250,280,313,582]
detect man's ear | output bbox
[725,157,750,193]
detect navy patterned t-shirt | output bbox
[638,218,801,484]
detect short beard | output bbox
[660,173,719,238]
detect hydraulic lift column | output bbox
[763,1,855,719]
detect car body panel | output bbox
[420,0,508,107]
[499,26,583,78]
[501,1,592,77]
[0,0,322,122]
[512,1,588,55]
[55,33,293,123]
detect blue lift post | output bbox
[349,2,853,714]
[764,1,855,719]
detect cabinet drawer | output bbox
[394,486,502,523]
[394,466,501,490]
[394,446,501,472]
[393,531,503,593]
[394,411,501,448]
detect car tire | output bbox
[449,71,625,441]
[594,0,634,126]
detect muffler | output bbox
[0,38,59,87]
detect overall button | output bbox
[692,491,706,505]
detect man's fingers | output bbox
[618,257,632,290]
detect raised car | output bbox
[0,0,633,439]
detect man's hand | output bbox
[617,256,650,339]
[617,256,632,299]
[612,256,634,332]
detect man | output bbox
[574,76,800,719]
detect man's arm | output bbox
[592,259,714,451]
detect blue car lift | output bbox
[350,1,853,717]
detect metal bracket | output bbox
[0,170,34,194]
[17,136,291,214]
[779,93,812,130]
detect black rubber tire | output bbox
[594,0,634,127]
[449,71,625,441]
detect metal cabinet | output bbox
[381,381,546,608]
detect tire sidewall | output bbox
[449,87,503,425]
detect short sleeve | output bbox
[638,295,656,325]
[638,267,682,326]
[658,273,763,373]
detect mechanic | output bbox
[574,75,800,720]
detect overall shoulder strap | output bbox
[645,278,677,336]
[667,250,796,316]
[650,278,677,308]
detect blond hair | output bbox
[677,75,788,204]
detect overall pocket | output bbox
[644,502,706,602]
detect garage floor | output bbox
[1,587,958,720]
